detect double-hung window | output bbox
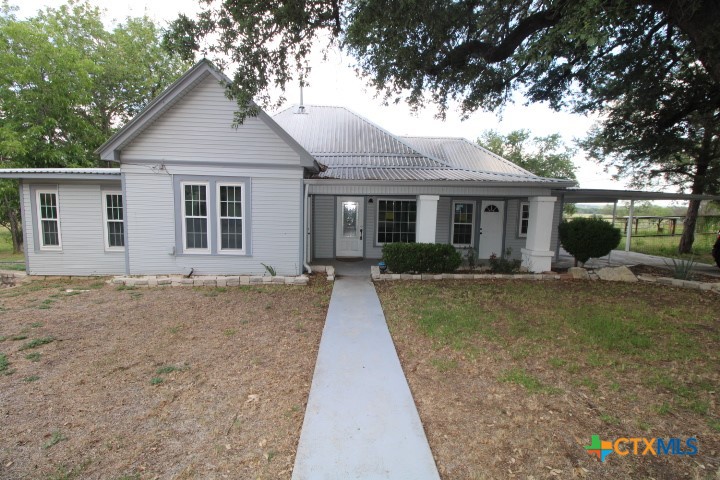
[452,201,475,246]
[377,199,416,243]
[103,192,124,250]
[182,183,210,252]
[36,189,61,250]
[519,202,530,237]
[218,184,244,253]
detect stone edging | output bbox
[110,274,309,287]
[0,270,29,287]
[371,265,560,282]
[308,265,335,281]
[637,275,720,292]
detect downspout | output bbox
[303,182,312,274]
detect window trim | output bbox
[102,191,125,252]
[519,202,530,238]
[181,181,211,254]
[375,197,417,245]
[451,200,476,247]
[216,182,246,255]
[35,188,62,251]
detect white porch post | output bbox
[416,195,439,243]
[521,196,557,273]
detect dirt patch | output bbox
[377,280,720,480]
[0,278,331,479]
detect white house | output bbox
[2,60,577,276]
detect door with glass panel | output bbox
[336,197,364,258]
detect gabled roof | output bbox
[96,59,318,170]
[273,105,574,185]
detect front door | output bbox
[336,197,364,258]
[477,201,504,258]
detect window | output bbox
[182,183,209,252]
[452,201,475,246]
[519,202,530,237]
[103,192,124,250]
[36,190,61,250]
[218,184,244,252]
[377,199,416,243]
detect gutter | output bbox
[303,183,312,274]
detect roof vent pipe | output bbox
[298,82,305,113]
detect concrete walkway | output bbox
[292,278,440,480]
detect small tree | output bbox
[559,217,622,266]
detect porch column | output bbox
[521,196,557,273]
[416,195,439,243]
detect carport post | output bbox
[611,201,617,226]
[625,200,634,252]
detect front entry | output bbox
[336,197,364,258]
[477,200,504,258]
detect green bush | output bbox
[559,216,622,265]
[382,243,462,273]
[489,248,521,273]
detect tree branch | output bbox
[427,8,561,75]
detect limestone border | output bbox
[308,265,335,281]
[109,274,309,287]
[371,265,560,282]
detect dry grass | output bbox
[377,280,720,480]
[0,277,332,479]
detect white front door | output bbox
[477,201,504,258]
[336,197,364,258]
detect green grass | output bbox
[155,364,188,375]
[44,430,67,449]
[627,233,715,265]
[378,280,718,424]
[23,375,40,382]
[0,353,9,372]
[18,336,55,351]
[499,368,561,394]
[25,352,41,362]
[149,377,164,386]
[430,357,459,372]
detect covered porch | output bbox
[304,180,564,273]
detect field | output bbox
[377,280,720,479]
[0,278,332,479]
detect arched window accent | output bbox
[484,204,500,213]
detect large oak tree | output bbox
[165,0,720,252]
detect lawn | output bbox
[376,280,719,479]
[0,278,332,479]
[627,233,716,265]
[0,226,24,270]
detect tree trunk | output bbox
[678,199,700,254]
[2,194,22,254]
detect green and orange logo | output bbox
[584,435,698,462]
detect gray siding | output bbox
[435,196,451,244]
[313,195,334,259]
[22,182,125,276]
[504,199,526,260]
[122,164,303,276]
[121,76,302,166]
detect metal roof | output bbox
[0,168,121,180]
[400,136,535,176]
[554,188,720,202]
[274,105,573,185]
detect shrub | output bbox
[559,216,622,265]
[489,248,521,273]
[382,243,462,273]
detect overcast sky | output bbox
[16,0,631,190]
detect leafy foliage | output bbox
[559,217,621,265]
[478,129,576,180]
[488,248,521,274]
[0,1,191,252]
[382,243,462,274]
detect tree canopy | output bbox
[0,1,191,252]
[477,129,576,181]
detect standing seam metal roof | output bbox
[273,105,570,184]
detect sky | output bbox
[15,0,630,191]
